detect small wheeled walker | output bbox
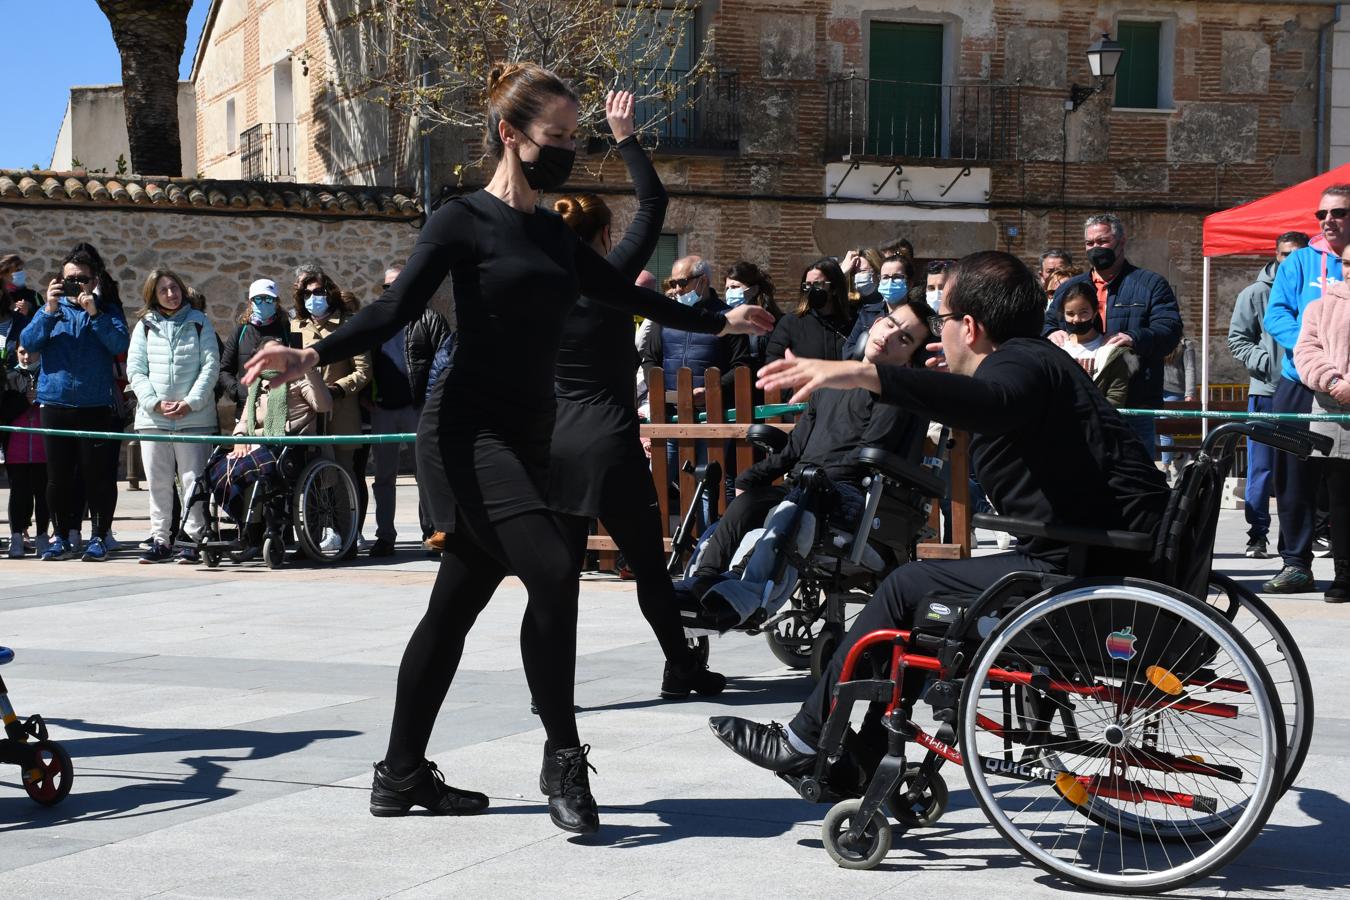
[0,645,73,805]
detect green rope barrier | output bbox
[0,425,417,445]
[1117,409,1350,423]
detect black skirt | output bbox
[547,398,647,518]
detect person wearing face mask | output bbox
[926,259,952,312]
[1053,281,1137,407]
[0,254,38,356]
[843,255,912,359]
[217,279,293,419]
[1045,213,1182,458]
[239,63,774,835]
[766,258,854,364]
[723,261,780,375]
[127,269,220,564]
[295,266,372,551]
[841,247,885,313]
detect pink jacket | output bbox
[5,403,45,465]
[1295,281,1350,391]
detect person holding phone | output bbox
[20,248,130,561]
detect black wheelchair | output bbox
[677,424,945,678]
[786,420,1321,892]
[0,645,73,806]
[181,443,360,569]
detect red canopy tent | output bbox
[1196,163,1350,419]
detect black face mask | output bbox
[806,284,830,310]
[1063,319,1097,336]
[516,131,575,191]
[1087,246,1117,271]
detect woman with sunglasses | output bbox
[243,62,772,836]
[765,257,854,364]
[21,247,130,561]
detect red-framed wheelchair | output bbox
[788,421,1320,893]
[0,645,73,806]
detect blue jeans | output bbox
[1158,392,1183,464]
[1245,394,1275,541]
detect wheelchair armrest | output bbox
[855,447,945,498]
[971,513,1153,553]
[1248,421,1333,458]
[746,424,789,454]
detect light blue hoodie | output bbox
[1266,235,1343,383]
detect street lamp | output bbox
[1070,33,1125,110]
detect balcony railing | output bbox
[591,69,740,154]
[240,122,297,182]
[825,75,1020,163]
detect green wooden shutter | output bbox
[868,22,945,157]
[1114,21,1162,109]
[649,233,680,282]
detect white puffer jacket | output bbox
[127,306,220,432]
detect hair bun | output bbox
[487,62,522,98]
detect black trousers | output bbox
[1325,459,1350,572]
[1272,377,1318,570]
[383,508,583,772]
[559,456,692,666]
[789,552,1056,744]
[692,484,786,578]
[41,406,118,538]
[5,462,48,533]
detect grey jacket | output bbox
[1227,261,1283,397]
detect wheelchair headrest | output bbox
[854,447,945,498]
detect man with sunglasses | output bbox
[366,265,451,556]
[1261,186,1350,593]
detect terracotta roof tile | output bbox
[0,169,422,219]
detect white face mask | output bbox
[854,273,876,296]
[677,289,700,307]
[926,289,942,312]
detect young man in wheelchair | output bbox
[689,294,934,587]
[710,250,1173,777]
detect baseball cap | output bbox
[248,278,279,299]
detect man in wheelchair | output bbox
[710,250,1173,777]
[681,297,933,627]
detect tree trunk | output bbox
[97,0,192,177]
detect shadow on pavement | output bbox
[0,718,359,831]
[580,675,813,714]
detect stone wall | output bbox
[1,204,448,334]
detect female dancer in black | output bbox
[550,92,725,698]
[244,64,772,835]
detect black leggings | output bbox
[1325,459,1350,568]
[5,462,48,533]
[41,406,118,538]
[558,463,691,666]
[384,510,582,772]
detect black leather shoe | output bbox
[708,717,815,775]
[369,760,489,816]
[368,539,397,558]
[661,660,727,700]
[540,744,600,834]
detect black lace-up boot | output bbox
[540,743,600,833]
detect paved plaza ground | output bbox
[1,480,1348,898]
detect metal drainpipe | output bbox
[421,57,433,214]
[1319,4,1343,172]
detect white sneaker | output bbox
[356,533,373,552]
[995,530,1013,551]
[319,528,342,554]
[8,533,23,558]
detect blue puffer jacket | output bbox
[1265,237,1344,384]
[662,297,733,389]
[21,297,130,408]
[1046,262,1182,406]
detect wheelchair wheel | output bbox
[809,625,843,681]
[1204,574,1312,794]
[889,764,948,828]
[822,798,891,869]
[959,582,1284,893]
[202,548,221,569]
[765,583,823,669]
[23,740,73,806]
[263,537,284,569]
[293,458,358,563]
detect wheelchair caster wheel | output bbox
[822,798,891,870]
[201,549,221,569]
[810,627,842,682]
[890,765,948,827]
[23,740,73,806]
[263,537,284,569]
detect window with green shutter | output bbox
[1114,21,1162,109]
[868,22,945,157]
[649,233,681,282]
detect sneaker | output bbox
[319,528,342,554]
[40,536,73,561]
[8,533,23,559]
[81,536,108,562]
[1314,535,1334,558]
[1263,565,1315,594]
[994,530,1013,551]
[1245,537,1269,560]
[103,532,122,552]
[661,659,727,700]
[138,538,155,551]
[356,533,374,552]
[176,547,201,565]
[369,760,488,817]
[35,534,49,555]
[139,541,173,564]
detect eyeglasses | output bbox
[928,311,959,334]
[669,276,702,289]
[1316,208,1349,221]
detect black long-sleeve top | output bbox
[873,337,1170,569]
[312,189,728,421]
[555,137,665,406]
[736,386,924,490]
[767,309,854,364]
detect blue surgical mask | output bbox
[251,297,277,322]
[10,271,25,289]
[676,290,700,307]
[878,277,907,303]
[854,273,876,296]
[305,294,330,318]
[725,287,747,306]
